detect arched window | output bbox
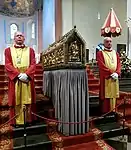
[31,22,35,39]
[10,23,18,39]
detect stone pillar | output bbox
[55,0,62,41]
[38,10,43,53]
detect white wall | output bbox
[0,13,38,64]
[62,0,127,60]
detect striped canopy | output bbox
[101,8,122,37]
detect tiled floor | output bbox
[106,136,131,150]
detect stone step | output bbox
[13,133,52,150]
[36,98,54,119]
[119,81,131,88]
[89,97,100,116]
[13,122,47,138]
[89,95,99,107]
[119,78,131,83]
[93,112,118,126]
[96,122,129,139]
[119,87,131,92]
[105,139,128,150]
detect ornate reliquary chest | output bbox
[42,27,86,70]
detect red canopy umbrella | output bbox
[101,8,122,37]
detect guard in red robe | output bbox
[5,31,36,126]
[97,37,121,113]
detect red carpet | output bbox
[0,65,13,149]
[48,127,115,149]
[64,140,114,150]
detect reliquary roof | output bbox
[43,26,86,55]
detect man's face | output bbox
[14,32,25,45]
[104,38,112,49]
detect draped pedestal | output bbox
[43,69,89,135]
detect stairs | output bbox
[119,78,131,92]
[0,64,53,149]
[87,64,130,139]
[34,64,43,94]
[89,64,131,92]
[0,63,130,149]
[13,123,52,150]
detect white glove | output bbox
[18,73,28,81]
[18,73,23,78]
[111,72,118,80]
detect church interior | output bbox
[1,0,131,150]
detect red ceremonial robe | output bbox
[96,50,121,113]
[5,46,36,125]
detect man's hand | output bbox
[18,73,29,82]
[111,72,118,80]
[18,73,23,78]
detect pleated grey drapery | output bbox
[43,69,89,135]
